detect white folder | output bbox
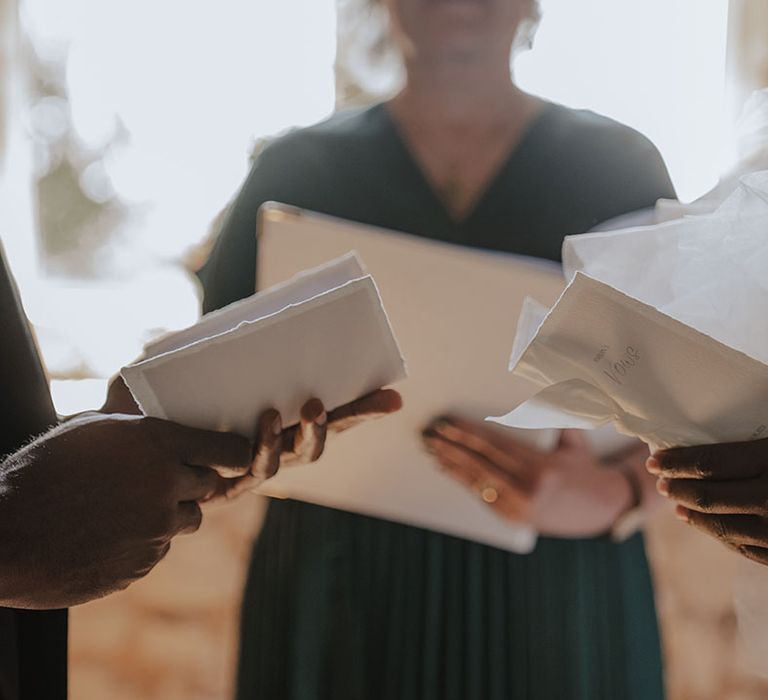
[254,203,568,553]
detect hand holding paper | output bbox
[495,171,768,453]
[649,433,768,677]
[209,390,403,500]
[120,253,405,496]
[646,439,768,566]
[103,373,401,500]
[491,171,768,671]
[122,253,406,437]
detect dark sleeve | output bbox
[199,134,330,314]
[0,246,58,457]
[586,124,677,228]
[507,110,677,262]
[199,155,274,314]
[0,247,68,700]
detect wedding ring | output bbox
[480,485,499,504]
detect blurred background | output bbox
[2,0,768,697]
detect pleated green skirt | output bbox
[236,499,664,700]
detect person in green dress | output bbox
[201,0,676,697]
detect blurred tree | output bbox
[22,34,128,278]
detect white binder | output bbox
[254,203,568,553]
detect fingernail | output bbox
[433,418,452,433]
[272,416,282,436]
[646,457,661,474]
[315,410,327,427]
[656,478,670,497]
[675,505,690,522]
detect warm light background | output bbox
[3,0,768,698]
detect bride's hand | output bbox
[422,416,634,538]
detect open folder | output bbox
[122,253,407,437]
[251,203,573,553]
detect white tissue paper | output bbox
[495,170,768,445]
[492,170,768,676]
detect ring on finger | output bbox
[479,484,499,504]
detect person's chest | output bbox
[319,149,589,264]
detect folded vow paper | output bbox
[494,171,768,453]
[492,273,768,452]
[121,253,407,437]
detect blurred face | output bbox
[383,0,532,65]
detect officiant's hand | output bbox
[422,416,637,537]
[0,412,252,609]
[648,439,768,565]
[103,376,401,500]
[214,389,403,499]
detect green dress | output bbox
[201,102,676,700]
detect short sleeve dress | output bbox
[200,102,676,700]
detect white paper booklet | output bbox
[252,203,573,553]
[121,253,407,437]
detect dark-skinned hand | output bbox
[0,412,252,609]
[105,375,403,502]
[648,438,768,566]
[1,385,401,609]
[212,388,403,500]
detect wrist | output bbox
[608,463,645,542]
[593,467,633,524]
[534,467,634,539]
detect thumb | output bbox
[557,428,591,452]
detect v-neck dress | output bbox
[201,102,676,700]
